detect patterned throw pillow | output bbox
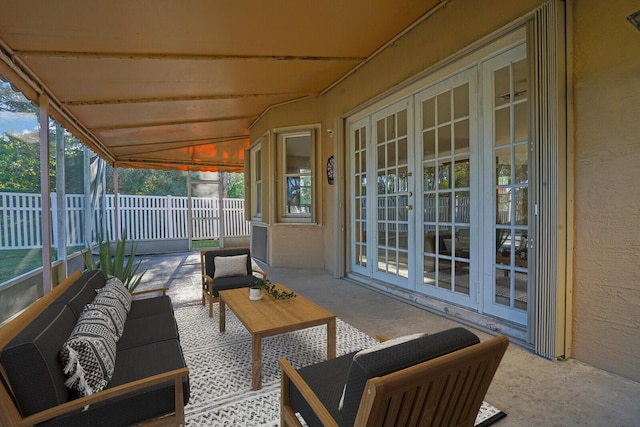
[91,294,128,339]
[99,275,132,311]
[59,309,117,397]
[85,302,125,338]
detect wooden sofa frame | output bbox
[0,271,189,427]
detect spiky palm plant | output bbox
[84,232,146,293]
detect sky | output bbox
[0,110,38,135]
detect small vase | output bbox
[249,288,262,300]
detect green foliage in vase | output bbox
[250,278,296,300]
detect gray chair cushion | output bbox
[290,351,357,427]
[338,327,480,426]
[0,304,76,417]
[210,274,255,297]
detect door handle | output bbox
[406,205,413,211]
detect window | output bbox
[277,130,315,222]
[250,145,262,220]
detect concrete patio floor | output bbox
[137,251,640,427]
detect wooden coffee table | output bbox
[218,285,336,390]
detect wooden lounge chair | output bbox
[279,327,508,427]
[200,248,267,317]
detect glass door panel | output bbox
[350,119,369,275]
[416,69,476,308]
[482,43,529,325]
[372,100,412,286]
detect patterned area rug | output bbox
[175,304,506,426]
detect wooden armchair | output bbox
[279,327,508,427]
[200,248,267,317]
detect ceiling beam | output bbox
[65,92,311,106]
[91,115,257,131]
[108,134,248,151]
[15,50,366,62]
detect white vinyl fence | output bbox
[0,192,249,250]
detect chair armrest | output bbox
[20,367,189,426]
[131,287,168,297]
[252,269,267,280]
[279,359,338,427]
[202,274,214,291]
[375,333,389,342]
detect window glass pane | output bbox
[388,140,396,167]
[386,115,395,140]
[424,194,436,222]
[438,161,451,190]
[397,109,407,137]
[495,107,510,146]
[437,92,451,124]
[514,102,528,144]
[495,147,512,186]
[438,124,452,157]
[496,190,511,225]
[397,137,407,165]
[453,84,469,118]
[423,129,436,160]
[514,144,528,184]
[59,125,87,257]
[285,136,311,173]
[454,159,470,189]
[513,58,528,99]
[0,80,43,285]
[422,98,435,129]
[454,119,470,154]
[376,119,385,144]
[494,66,510,107]
[423,163,436,192]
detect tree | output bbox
[105,167,188,196]
[226,172,245,198]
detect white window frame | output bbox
[250,143,262,221]
[275,126,317,223]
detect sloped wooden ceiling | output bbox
[0,0,441,171]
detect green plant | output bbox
[84,232,146,293]
[250,278,296,300]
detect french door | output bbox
[350,100,414,289]
[481,44,529,325]
[349,43,530,325]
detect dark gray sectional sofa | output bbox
[0,269,190,426]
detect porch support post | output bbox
[55,123,67,275]
[39,93,52,294]
[113,164,119,241]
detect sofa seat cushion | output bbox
[128,295,173,319]
[40,340,190,427]
[0,304,75,417]
[211,274,255,297]
[117,312,180,351]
